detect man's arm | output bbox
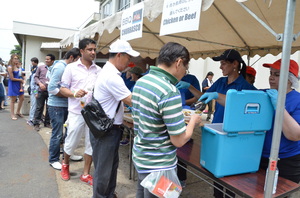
[60,87,87,98]
[48,66,67,98]
[169,114,202,147]
[121,94,132,107]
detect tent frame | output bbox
[264,0,297,197]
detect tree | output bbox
[10,45,22,61]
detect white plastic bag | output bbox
[141,169,182,198]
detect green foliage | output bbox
[10,45,22,61]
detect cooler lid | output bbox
[223,90,274,132]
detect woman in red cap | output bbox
[260,59,300,184]
[245,66,256,85]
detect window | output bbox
[118,0,130,11]
[103,0,112,19]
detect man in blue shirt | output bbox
[47,48,81,170]
[181,74,200,106]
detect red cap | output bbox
[263,59,299,77]
[246,66,256,77]
[128,62,135,68]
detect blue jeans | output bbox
[0,83,4,105]
[48,106,68,163]
[29,93,37,121]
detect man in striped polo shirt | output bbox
[131,42,202,197]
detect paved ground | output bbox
[32,111,215,198]
[0,108,59,198]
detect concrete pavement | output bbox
[0,108,59,198]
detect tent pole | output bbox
[264,0,296,197]
[238,2,281,41]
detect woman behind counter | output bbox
[260,59,300,184]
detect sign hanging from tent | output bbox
[160,0,202,36]
[121,2,144,41]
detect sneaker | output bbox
[120,139,129,146]
[27,120,34,126]
[50,161,62,170]
[80,174,93,186]
[70,155,83,161]
[34,125,40,132]
[61,163,70,181]
[180,180,186,188]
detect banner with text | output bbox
[160,0,202,36]
[121,2,144,41]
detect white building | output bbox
[13,21,78,71]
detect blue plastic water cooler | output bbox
[200,89,274,178]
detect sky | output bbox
[0,0,99,62]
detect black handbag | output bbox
[81,95,121,139]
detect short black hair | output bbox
[46,54,56,61]
[79,38,96,50]
[30,57,39,64]
[64,48,80,59]
[206,71,214,78]
[158,42,190,67]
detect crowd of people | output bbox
[0,38,299,198]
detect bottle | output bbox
[80,96,87,108]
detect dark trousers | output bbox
[33,91,50,126]
[260,154,300,183]
[0,83,4,106]
[136,172,158,198]
[177,160,187,181]
[90,127,122,198]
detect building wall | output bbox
[23,36,60,72]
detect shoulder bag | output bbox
[81,95,121,139]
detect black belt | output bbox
[113,125,121,128]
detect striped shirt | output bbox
[132,66,186,173]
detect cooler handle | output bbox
[244,103,260,114]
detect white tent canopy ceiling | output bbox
[60,0,300,59]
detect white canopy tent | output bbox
[61,0,300,60]
[61,0,300,197]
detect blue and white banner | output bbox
[121,2,144,41]
[160,0,202,36]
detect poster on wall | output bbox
[121,2,144,41]
[160,0,202,36]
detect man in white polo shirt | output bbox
[60,38,101,186]
[92,39,139,198]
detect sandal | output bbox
[16,113,24,118]
[11,116,17,120]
